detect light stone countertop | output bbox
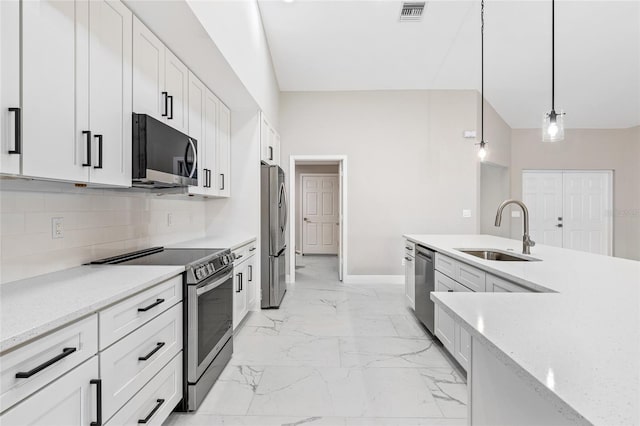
[168,234,257,251]
[0,265,184,354]
[403,234,640,426]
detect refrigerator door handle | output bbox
[280,182,288,234]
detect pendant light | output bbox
[542,0,565,142]
[477,0,488,160]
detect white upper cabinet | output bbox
[217,102,231,197]
[203,89,220,196]
[164,50,189,134]
[0,0,21,176]
[133,17,188,134]
[86,0,132,186]
[260,112,280,166]
[187,71,207,196]
[17,0,132,186]
[21,0,87,182]
[133,16,165,120]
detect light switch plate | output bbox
[462,209,472,218]
[511,211,521,218]
[52,217,64,239]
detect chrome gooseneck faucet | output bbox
[495,199,536,255]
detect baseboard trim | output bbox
[343,275,404,285]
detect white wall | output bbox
[0,182,206,283]
[480,163,510,237]
[294,164,339,253]
[510,126,640,260]
[280,90,482,276]
[187,0,280,126]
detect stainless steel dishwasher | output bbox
[415,245,435,334]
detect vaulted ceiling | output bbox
[258,0,640,129]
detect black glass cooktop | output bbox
[91,247,225,266]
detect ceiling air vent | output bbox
[400,2,426,22]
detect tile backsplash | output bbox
[0,182,207,283]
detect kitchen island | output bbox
[403,234,640,426]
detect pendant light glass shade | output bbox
[477,141,488,161]
[542,109,565,142]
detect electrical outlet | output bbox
[167,213,173,227]
[511,211,521,218]
[52,217,64,239]
[462,209,472,218]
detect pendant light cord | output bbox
[481,0,485,141]
[551,0,555,111]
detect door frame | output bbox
[299,173,340,255]
[522,169,614,256]
[289,155,348,283]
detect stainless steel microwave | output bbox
[132,113,197,188]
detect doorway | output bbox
[289,155,347,283]
[522,170,613,256]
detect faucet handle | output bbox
[530,239,536,247]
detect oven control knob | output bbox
[222,256,228,266]
[195,267,204,279]
[207,264,213,274]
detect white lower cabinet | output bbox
[100,303,182,421]
[488,273,532,293]
[233,240,257,329]
[106,353,182,425]
[0,357,100,426]
[452,283,472,371]
[434,271,456,353]
[404,254,415,310]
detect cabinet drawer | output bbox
[232,240,257,264]
[457,262,486,292]
[100,303,182,421]
[488,274,532,293]
[106,353,182,426]
[0,315,98,413]
[434,271,455,293]
[99,275,182,350]
[434,253,457,279]
[404,240,415,257]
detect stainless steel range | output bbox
[91,247,234,411]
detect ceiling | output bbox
[258,0,640,129]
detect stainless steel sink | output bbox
[455,249,541,262]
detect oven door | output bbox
[187,267,233,383]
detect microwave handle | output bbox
[184,138,197,179]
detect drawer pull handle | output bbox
[138,298,165,312]
[249,247,256,252]
[137,398,165,424]
[447,289,454,292]
[90,379,102,426]
[235,254,243,260]
[15,347,77,378]
[138,342,165,361]
[405,246,413,251]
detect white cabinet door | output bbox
[0,0,21,175]
[404,255,415,310]
[0,357,99,426]
[187,71,206,195]
[453,283,472,371]
[273,132,281,166]
[21,0,88,182]
[246,254,257,311]
[260,113,273,165]
[203,89,220,196]
[164,50,188,134]
[233,261,248,329]
[87,0,132,186]
[434,271,455,353]
[217,102,231,197]
[133,16,165,120]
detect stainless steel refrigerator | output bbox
[261,164,287,308]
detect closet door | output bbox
[562,172,612,256]
[522,171,563,247]
[21,0,88,182]
[88,0,132,186]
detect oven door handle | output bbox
[196,270,233,296]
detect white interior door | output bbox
[523,171,563,247]
[523,170,612,256]
[302,174,339,255]
[562,172,612,255]
[338,162,344,281]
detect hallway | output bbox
[166,256,467,425]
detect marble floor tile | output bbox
[165,255,466,426]
[247,366,443,418]
[339,337,451,368]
